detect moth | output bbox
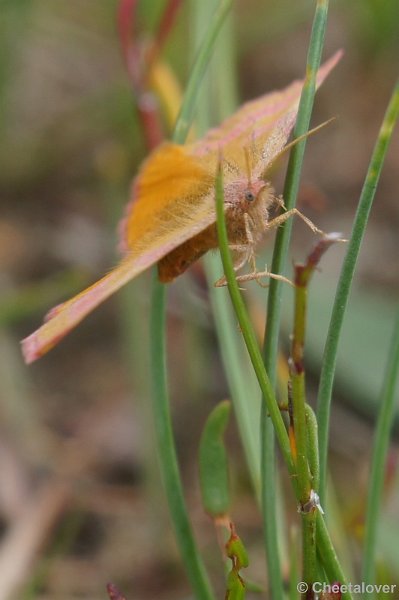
[22,51,341,363]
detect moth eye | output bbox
[245,190,256,202]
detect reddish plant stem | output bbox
[106,582,127,600]
[117,0,183,150]
[117,0,140,81]
[291,234,342,598]
[117,0,163,149]
[147,0,184,71]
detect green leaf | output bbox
[226,570,246,600]
[199,400,231,517]
[226,534,249,570]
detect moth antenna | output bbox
[261,117,336,179]
[224,158,240,175]
[250,130,258,157]
[244,146,253,185]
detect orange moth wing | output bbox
[22,145,216,364]
[21,51,342,364]
[121,143,216,255]
[120,51,342,253]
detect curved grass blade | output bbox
[194,1,263,500]
[362,311,399,588]
[215,162,353,600]
[214,163,295,478]
[317,79,399,502]
[261,2,331,597]
[149,2,233,599]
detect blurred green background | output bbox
[0,1,398,598]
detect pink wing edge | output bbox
[21,205,215,364]
[191,49,343,158]
[20,249,164,364]
[119,51,343,253]
[252,49,344,176]
[21,50,343,364]
[314,49,343,93]
[21,258,148,365]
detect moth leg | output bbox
[235,243,293,287]
[215,265,294,288]
[246,253,269,289]
[215,212,257,287]
[228,243,249,253]
[214,249,249,287]
[227,243,252,271]
[234,267,294,287]
[244,212,256,245]
[268,198,325,235]
[242,212,257,266]
[232,250,251,272]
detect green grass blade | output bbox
[197,3,264,497]
[261,2,330,596]
[315,511,350,594]
[214,164,296,481]
[173,0,233,144]
[149,2,233,598]
[150,277,214,600]
[317,79,399,502]
[263,0,331,379]
[362,310,399,589]
[289,526,300,600]
[205,263,262,492]
[215,155,353,600]
[190,0,263,498]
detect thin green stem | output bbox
[289,526,300,600]
[260,415,282,600]
[305,405,320,493]
[263,0,330,377]
[291,365,315,596]
[317,79,399,503]
[291,234,341,498]
[291,238,338,593]
[316,511,349,591]
[215,166,296,480]
[149,2,233,598]
[362,311,399,591]
[291,276,310,505]
[150,278,214,600]
[215,170,353,600]
[191,0,263,497]
[261,2,330,595]
[205,263,262,494]
[174,0,233,144]
[302,512,317,595]
[291,359,317,594]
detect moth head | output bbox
[242,145,268,206]
[244,189,256,203]
[242,180,268,206]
